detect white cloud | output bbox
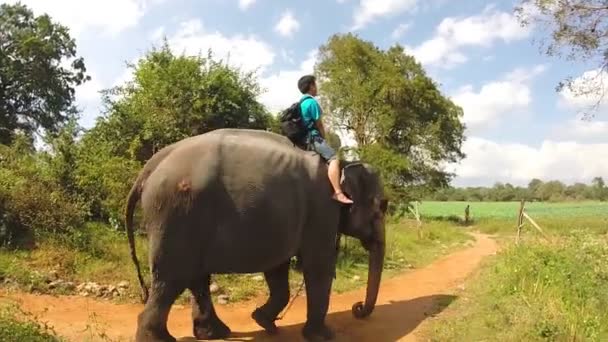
[275,11,300,38]
[258,50,318,114]
[165,19,275,74]
[352,0,418,30]
[391,22,411,40]
[551,118,608,144]
[408,6,530,68]
[238,0,256,10]
[2,0,162,36]
[558,68,608,111]
[451,136,608,186]
[74,71,105,128]
[451,65,546,132]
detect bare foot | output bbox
[333,192,353,204]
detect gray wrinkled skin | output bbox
[125,128,388,342]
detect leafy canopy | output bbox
[516,0,608,116]
[315,33,466,202]
[90,41,274,162]
[0,3,89,144]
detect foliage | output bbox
[0,138,86,247]
[0,303,62,342]
[94,41,273,162]
[516,0,608,116]
[427,177,608,202]
[314,33,465,203]
[429,230,608,341]
[0,3,89,145]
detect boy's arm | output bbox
[310,101,326,138]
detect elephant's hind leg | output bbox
[190,275,231,340]
[135,279,185,342]
[252,261,290,334]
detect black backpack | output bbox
[279,97,313,146]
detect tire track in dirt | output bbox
[1,233,497,342]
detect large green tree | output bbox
[516,0,608,115]
[92,41,273,162]
[315,33,466,202]
[0,3,89,144]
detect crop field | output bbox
[419,201,608,220]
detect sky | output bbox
[4,0,608,187]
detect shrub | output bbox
[0,167,85,247]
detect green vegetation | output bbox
[427,177,608,202]
[420,204,608,341]
[427,229,608,341]
[0,302,62,342]
[420,201,608,220]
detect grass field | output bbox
[421,201,608,341]
[419,201,608,220]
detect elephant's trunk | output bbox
[352,220,385,319]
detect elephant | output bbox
[125,128,388,341]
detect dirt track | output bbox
[2,233,497,342]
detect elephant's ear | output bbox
[340,162,366,200]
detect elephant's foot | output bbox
[135,326,176,342]
[252,308,278,334]
[193,318,231,340]
[302,322,335,341]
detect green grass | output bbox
[0,301,62,341]
[426,229,608,341]
[0,218,472,305]
[420,201,608,220]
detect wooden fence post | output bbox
[516,199,525,244]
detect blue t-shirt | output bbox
[300,94,322,137]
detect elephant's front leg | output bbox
[251,261,290,334]
[302,258,335,341]
[190,275,231,340]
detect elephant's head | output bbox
[338,161,388,320]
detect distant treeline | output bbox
[426,178,608,202]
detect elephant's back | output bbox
[142,129,318,273]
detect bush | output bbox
[0,168,85,247]
[0,141,86,247]
[0,303,61,342]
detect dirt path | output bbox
[2,233,497,342]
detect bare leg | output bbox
[252,261,290,334]
[135,280,184,342]
[328,159,353,204]
[190,275,231,340]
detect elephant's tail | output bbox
[125,180,149,304]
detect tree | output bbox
[93,41,273,162]
[516,0,608,116]
[0,3,90,145]
[592,176,607,201]
[315,33,465,203]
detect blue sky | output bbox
[5,0,608,186]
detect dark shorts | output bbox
[309,135,337,163]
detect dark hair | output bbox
[298,75,316,94]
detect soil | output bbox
[1,233,497,342]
